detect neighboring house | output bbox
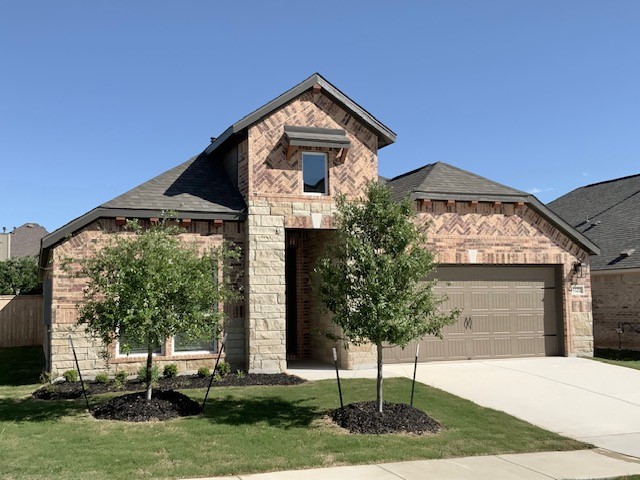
[549,175,640,351]
[39,73,599,377]
[10,223,49,258]
[0,229,9,261]
[0,223,49,260]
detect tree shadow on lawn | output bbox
[0,396,87,422]
[0,346,45,386]
[204,395,321,429]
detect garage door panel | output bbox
[494,337,513,356]
[491,314,512,334]
[383,266,561,363]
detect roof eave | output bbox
[408,191,600,256]
[40,206,247,252]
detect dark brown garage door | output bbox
[383,266,562,363]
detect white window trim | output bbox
[115,327,165,358]
[170,336,218,356]
[302,152,328,196]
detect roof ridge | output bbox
[387,163,435,182]
[431,161,528,195]
[577,172,640,189]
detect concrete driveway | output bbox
[384,357,640,458]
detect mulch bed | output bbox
[91,390,202,421]
[330,401,441,435]
[32,373,305,400]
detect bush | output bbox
[63,370,78,382]
[197,367,211,378]
[115,370,128,383]
[94,372,109,384]
[216,361,231,376]
[236,370,246,379]
[137,365,160,385]
[39,371,53,384]
[163,363,178,378]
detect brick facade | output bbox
[415,201,593,355]
[243,89,379,372]
[592,271,640,351]
[45,219,245,377]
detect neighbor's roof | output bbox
[10,223,48,258]
[386,162,600,256]
[41,155,245,250]
[549,173,640,271]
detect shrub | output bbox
[197,367,211,378]
[216,361,231,376]
[236,370,246,379]
[115,370,128,383]
[94,372,109,384]
[137,365,160,385]
[163,363,178,378]
[63,370,78,382]
[39,371,53,384]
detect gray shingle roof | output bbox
[102,154,245,214]
[10,223,48,258]
[548,174,640,271]
[386,162,528,202]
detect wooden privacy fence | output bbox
[0,295,44,348]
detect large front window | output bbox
[302,152,328,195]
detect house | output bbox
[549,175,640,351]
[39,73,599,377]
[0,223,48,260]
[10,223,49,258]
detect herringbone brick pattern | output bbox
[247,90,378,199]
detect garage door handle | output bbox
[464,317,472,329]
[543,334,557,337]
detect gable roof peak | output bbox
[204,73,396,155]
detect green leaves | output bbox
[0,256,41,295]
[74,218,241,366]
[315,182,458,347]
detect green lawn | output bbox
[593,348,640,371]
[0,347,587,480]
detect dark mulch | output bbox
[32,373,305,400]
[91,390,202,421]
[330,401,441,435]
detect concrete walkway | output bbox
[185,449,640,479]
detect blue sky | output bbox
[1,1,639,233]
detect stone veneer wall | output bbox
[415,201,594,355]
[45,218,245,378]
[591,271,640,351]
[243,88,380,372]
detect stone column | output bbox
[245,200,287,372]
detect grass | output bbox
[0,347,587,480]
[593,348,640,371]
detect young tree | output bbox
[315,183,459,412]
[75,219,240,400]
[0,256,41,295]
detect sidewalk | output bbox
[184,449,640,480]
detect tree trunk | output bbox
[145,341,153,401]
[376,341,383,413]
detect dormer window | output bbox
[303,152,328,195]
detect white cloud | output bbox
[528,187,554,194]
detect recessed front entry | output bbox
[384,265,562,363]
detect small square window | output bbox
[302,152,328,195]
